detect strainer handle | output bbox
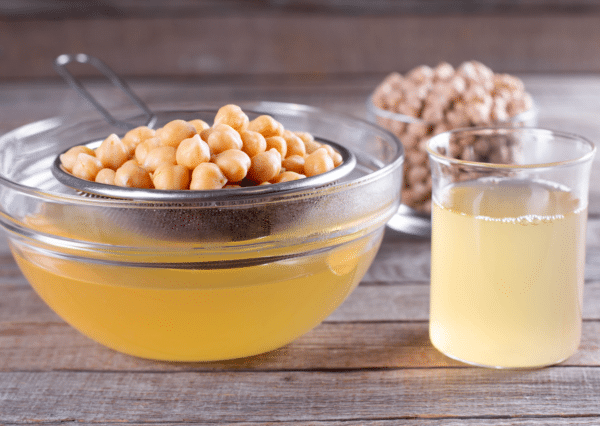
[54,53,157,130]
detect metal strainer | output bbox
[50,54,358,242]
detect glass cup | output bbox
[427,127,596,368]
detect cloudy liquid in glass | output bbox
[430,178,586,368]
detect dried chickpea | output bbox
[135,137,162,164]
[72,153,103,181]
[152,163,191,190]
[143,146,177,173]
[434,61,454,81]
[188,119,210,134]
[207,124,243,155]
[407,166,428,186]
[282,130,306,157]
[272,171,305,183]
[114,161,153,188]
[265,136,287,159]
[247,148,281,183]
[214,104,249,133]
[176,134,211,170]
[214,149,251,183]
[247,115,284,138]
[60,145,95,172]
[95,133,129,170]
[304,147,334,177]
[122,126,155,156]
[95,168,116,185]
[158,119,197,148]
[282,155,305,174]
[190,162,227,190]
[240,130,267,158]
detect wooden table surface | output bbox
[1,74,600,424]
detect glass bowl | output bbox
[366,95,537,236]
[0,101,404,361]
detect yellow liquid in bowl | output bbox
[430,179,586,368]
[12,230,381,361]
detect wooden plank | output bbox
[14,419,600,426]
[2,367,600,422]
[1,278,600,371]
[1,320,600,372]
[4,259,600,324]
[2,15,600,79]
[4,0,600,19]
[10,419,599,426]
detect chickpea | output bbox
[282,131,306,157]
[122,126,156,156]
[199,127,213,142]
[214,104,249,133]
[247,115,284,138]
[121,159,141,168]
[95,133,129,170]
[240,130,267,158]
[188,119,210,134]
[135,136,162,164]
[265,136,287,159]
[272,171,305,183]
[158,119,197,148]
[331,151,343,167]
[407,64,434,85]
[152,163,191,190]
[224,184,242,189]
[319,144,337,159]
[434,61,454,81]
[473,137,491,157]
[60,145,95,172]
[294,131,314,145]
[408,166,428,185]
[214,149,251,183]
[282,155,305,174]
[114,161,153,188]
[304,139,322,155]
[190,162,227,190]
[143,146,177,172]
[95,168,116,185]
[207,124,243,155]
[176,134,211,169]
[72,153,103,181]
[247,148,281,183]
[304,147,334,177]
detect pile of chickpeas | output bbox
[371,60,533,213]
[60,104,343,191]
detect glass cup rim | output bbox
[426,126,597,170]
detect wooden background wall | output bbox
[1,0,600,80]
